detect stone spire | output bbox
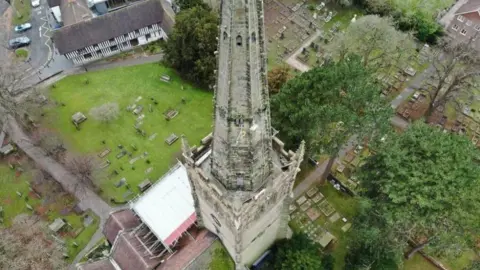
[210,0,272,192]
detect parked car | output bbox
[31,0,40,7]
[8,37,30,49]
[14,22,32,33]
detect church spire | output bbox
[210,0,273,192]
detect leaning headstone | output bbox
[115,178,126,188]
[138,179,152,193]
[16,191,22,197]
[116,150,127,159]
[148,133,158,141]
[129,156,141,164]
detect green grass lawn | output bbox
[290,182,357,270]
[0,165,40,226]
[12,0,31,25]
[64,211,100,261]
[209,241,235,270]
[44,63,213,202]
[403,254,438,270]
[15,48,28,60]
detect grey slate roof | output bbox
[53,0,173,54]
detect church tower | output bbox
[181,0,304,267]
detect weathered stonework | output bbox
[181,0,304,268]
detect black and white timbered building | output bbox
[52,0,174,65]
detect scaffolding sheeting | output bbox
[132,162,196,246]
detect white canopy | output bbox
[131,162,196,246]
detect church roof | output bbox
[131,162,196,246]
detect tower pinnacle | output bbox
[210,0,273,192]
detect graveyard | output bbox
[264,0,362,69]
[0,157,99,261]
[289,183,356,269]
[396,82,480,150]
[42,63,213,202]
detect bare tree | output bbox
[325,15,415,72]
[31,129,65,158]
[424,37,480,119]
[66,155,99,194]
[0,214,67,270]
[89,102,120,123]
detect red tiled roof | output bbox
[112,231,163,270]
[456,0,480,15]
[76,258,116,270]
[103,209,141,243]
[157,230,217,270]
[164,213,197,246]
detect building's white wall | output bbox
[65,23,165,65]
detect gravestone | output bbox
[329,212,341,223]
[116,150,127,159]
[145,167,153,174]
[83,215,94,226]
[148,133,158,141]
[0,144,15,155]
[49,218,65,232]
[98,148,111,158]
[72,112,87,125]
[138,179,152,193]
[165,133,179,145]
[133,106,143,115]
[160,74,171,82]
[115,178,126,188]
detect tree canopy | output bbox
[325,15,414,71]
[162,6,218,88]
[267,65,292,95]
[270,55,392,180]
[174,0,208,10]
[358,122,480,258]
[260,233,323,270]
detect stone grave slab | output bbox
[296,195,307,205]
[312,192,324,203]
[328,212,340,223]
[116,150,127,159]
[72,112,87,124]
[318,232,335,248]
[341,223,352,232]
[306,207,321,221]
[165,133,179,145]
[336,163,345,173]
[98,148,111,158]
[138,179,152,193]
[306,186,318,197]
[129,156,142,164]
[300,200,312,212]
[318,200,335,216]
[148,133,158,141]
[0,144,15,155]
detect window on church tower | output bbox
[236,35,242,46]
[211,214,222,227]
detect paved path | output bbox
[285,31,322,72]
[6,115,116,267]
[70,228,104,268]
[6,116,113,220]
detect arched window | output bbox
[211,214,222,227]
[223,31,228,40]
[236,35,242,46]
[251,32,256,42]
